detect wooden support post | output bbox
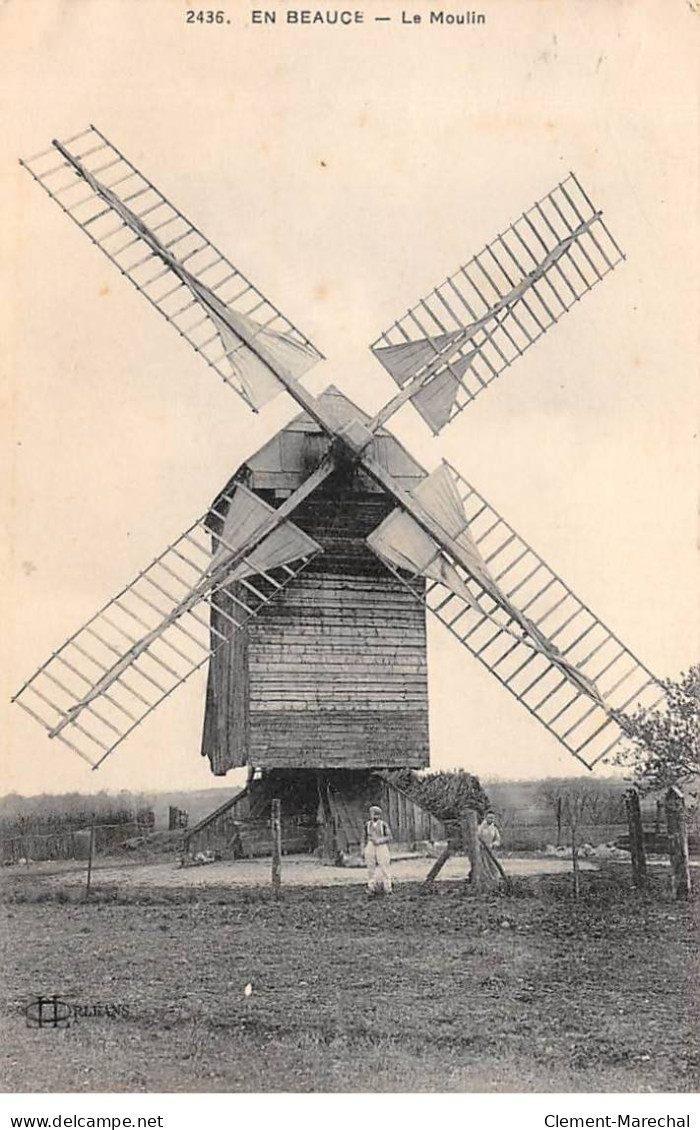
[556,796,562,847]
[481,839,510,892]
[423,843,453,884]
[571,822,580,900]
[625,788,647,890]
[665,786,691,901]
[271,798,282,899]
[85,816,96,901]
[462,809,483,892]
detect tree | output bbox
[537,778,613,898]
[610,665,699,800]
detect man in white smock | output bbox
[364,805,393,895]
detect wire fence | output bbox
[0,818,155,864]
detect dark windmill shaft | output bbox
[15,128,664,857]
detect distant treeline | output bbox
[0,791,155,839]
[0,786,239,833]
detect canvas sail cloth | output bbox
[373,333,479,434]
[367,465,605,706]
[51,486,321,731]
[367,464,491,612]
[56,144,319,409]
[211,308,317,409]
[209,485,321,579]
[374,332,465,388]
[409,361,474,433]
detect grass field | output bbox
[1,871,697,1093]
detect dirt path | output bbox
[35,852,599,889]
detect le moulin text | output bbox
[251,9,487,25]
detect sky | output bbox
[0,0,698,797]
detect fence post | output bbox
[665,786,691,901]
[571,821,580,900]
[625,788,647,890]
[462,808,483,892]
[85,816,96,901]
[271,798,282,899]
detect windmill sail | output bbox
[12,486,322,768]
[367,462,662,769]
[370,174,624,434]
[20,127,323,411]
[16,131,662,778]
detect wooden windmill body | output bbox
[200,389,431,854]
[15,128,666,853]
[203,388,429,776]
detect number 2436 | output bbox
[185,10,227,23]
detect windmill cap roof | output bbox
[210,386,427,514]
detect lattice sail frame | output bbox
[370,173,625,434]
[370,462,663,769]
[20,126,323,411]
[12,493,321,769]
[17,128,664,774]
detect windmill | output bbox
[15,127,664,855]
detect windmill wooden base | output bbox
[184,769,448,863]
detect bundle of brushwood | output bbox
[384,768,489,827]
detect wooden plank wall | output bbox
[201,583,249,774]
[201,466,431,775]
[381,779,447,846]
[248,573,429,768]
[246,480,429,769]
